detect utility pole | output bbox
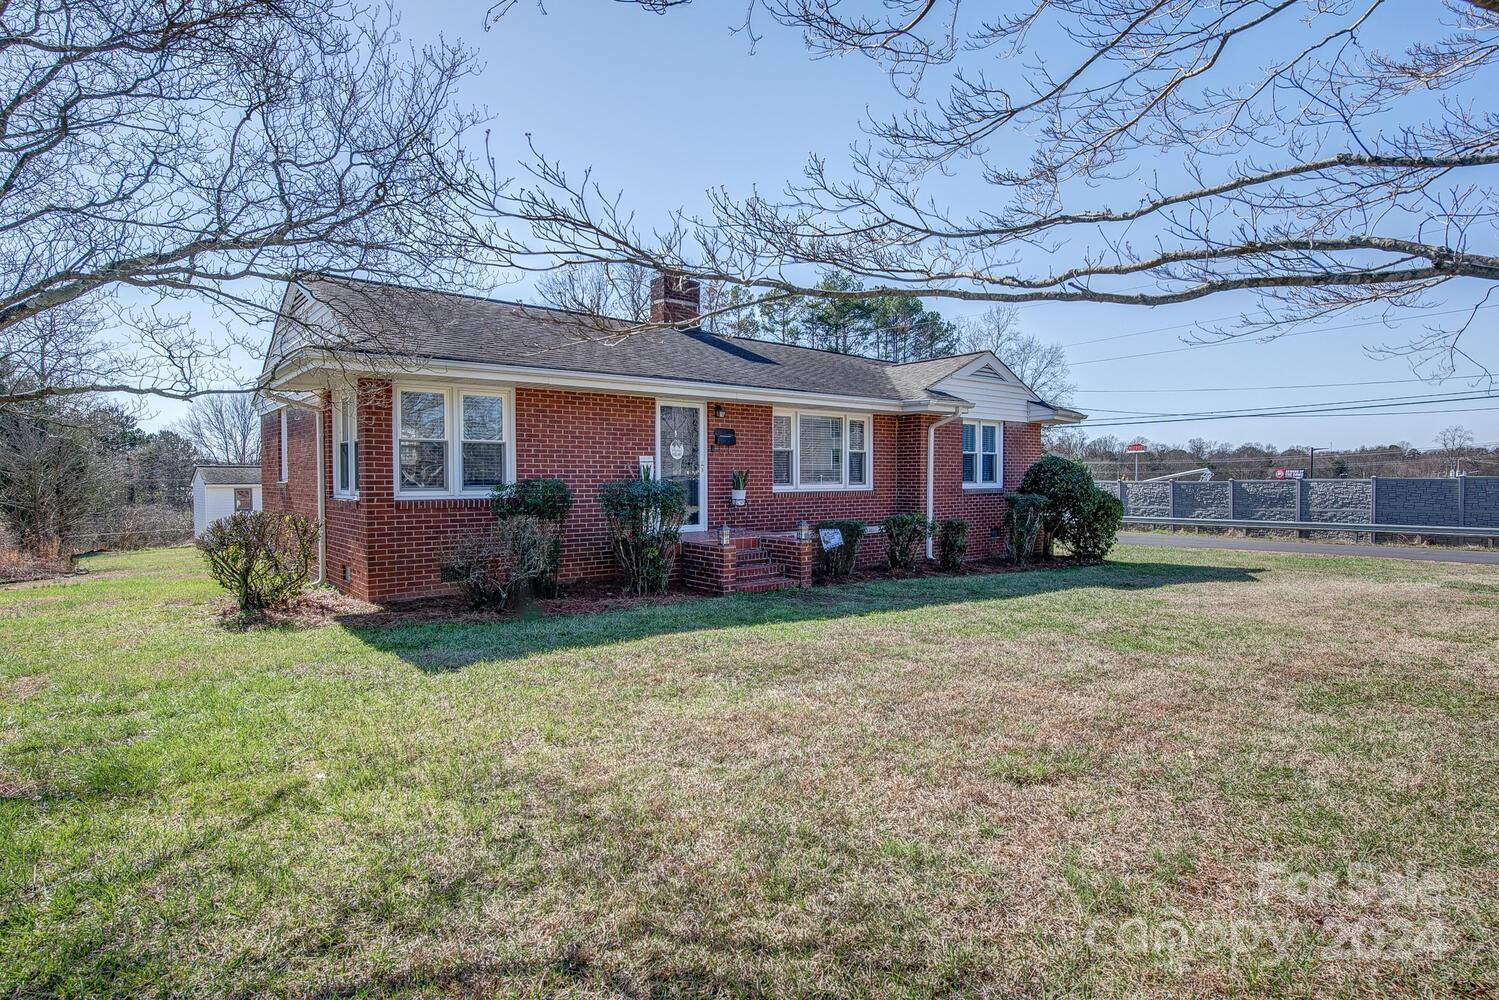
[1309,446,1318,478]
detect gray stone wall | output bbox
[1465,478,1499,528]
[1174,481,1231,518]
[1123,481,1173,518]
[1375,478,1461,526]
[1105,476,1497,530]
[1232,480,1298,520]
[1303,479,1372,523]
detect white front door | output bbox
[657,401,706,530]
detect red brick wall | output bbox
[261,377,1052,602]
[703,403,915,533]
[323,386,370,600]
[299,382,658,602]
[680,540,736,594]
[930,420,1046,560]
[261,405,318,522]
[514,386,658,581]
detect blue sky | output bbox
[152,1,1499,454]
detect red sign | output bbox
[1125,443,1146,453]
[1273,468,1307,480]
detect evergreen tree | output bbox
[802,272,877,354]
[715,285,762,339]
[756,295,807,345]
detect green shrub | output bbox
[881,513,932,573]
[439,516,551,609]
[197,511,319,611]
[1069,490,1124,561]
[1005,494,1048,564]
[1019,456,1120,560]
[491,478,573,522]
[935,518,969,572]
[598,475,688,595]
[491,478,573,596]
[1019,455,1096,556]
[816,519,866,580]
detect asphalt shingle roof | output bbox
[196,465,261,486]
[299,277,987,405]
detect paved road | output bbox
[1118,531,1499,565]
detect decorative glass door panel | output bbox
[658,403,704,529]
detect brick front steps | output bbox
[679,532,816,595]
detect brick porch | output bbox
[679,529,817,595]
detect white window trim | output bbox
[770,408,875,493]
[332,394,359,499]
[392,382,516,499]
[278,408,289,483]
[962,419,1004,490]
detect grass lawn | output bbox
[2,545,1497,998]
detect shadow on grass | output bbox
[336,559,1264,672]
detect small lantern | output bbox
[719,522,734,546]
[797,520,812,541]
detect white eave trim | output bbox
[1027,401,1087,425]
[265,349,974,415]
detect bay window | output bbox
[962,420,1003,488]
[394,385,512,497]
[771,409,874,491]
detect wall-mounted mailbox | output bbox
[713,428,737,446]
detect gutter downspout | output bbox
[925,410,962,560]
[314,402,326,586]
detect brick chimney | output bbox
[650,272,701,324]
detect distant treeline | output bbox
[1049,427,1497,481]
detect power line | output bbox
[1072,377,1442,394]
[1081,389,1498,422]
[1086,404,1499,428]
[1069,303,1499,367]
[1083,395,1499,428]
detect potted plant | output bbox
[730,469,749,506]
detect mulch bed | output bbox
[213,556,1092,631]
[215,579,704,631]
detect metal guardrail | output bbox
[1122,516,1499,539]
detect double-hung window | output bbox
[962,420,1003,488]
[398,390,448,492]
[772,414,794,486]
[771,409,873,491]
[333,395,358,497]
[460,394,506,490]
[395,386,511,497]
[847,418,868,486]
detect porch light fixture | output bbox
[714,403,726,419]
[719,522,734,546]
[797,520,812,541]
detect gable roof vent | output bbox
[972,362,1008,381]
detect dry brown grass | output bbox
[2,545,1496,997]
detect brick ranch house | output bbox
[258,274,1085,602]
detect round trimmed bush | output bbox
[1019,455,1121,561]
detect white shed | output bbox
[192,465,263,537]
